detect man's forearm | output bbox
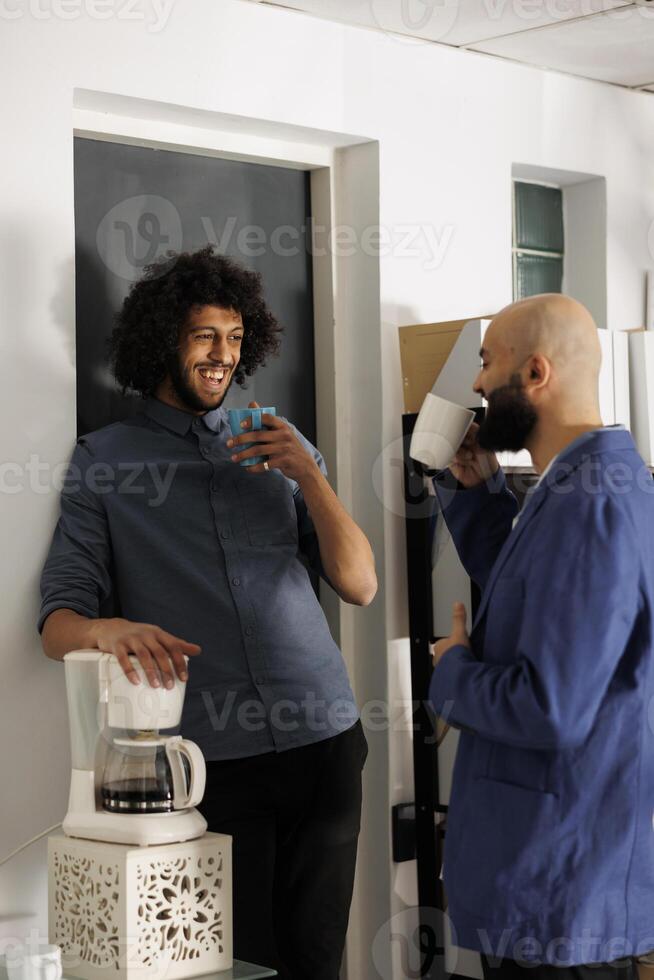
[296,465,377,606]
[41,608,103,661]
[42,611,199,684]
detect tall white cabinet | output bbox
[629,331,654,465]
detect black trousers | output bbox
[197,721,368,980]
[481,954,637,979]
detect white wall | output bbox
[563,177,608,330]
[2,2,654,978]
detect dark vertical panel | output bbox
[73,138,315,442]
[514,252,563,299]
[402,412,445,979]
[514,182,564,253]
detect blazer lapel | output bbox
[470,428,636,631]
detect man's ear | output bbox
[526,354,550,391]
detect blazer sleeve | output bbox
[429,493,641,750]
[37,439,114,633]
[432,467,519,590]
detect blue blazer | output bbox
[430,428,654,965]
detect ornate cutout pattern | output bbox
[51,844,227,977]
[135,854,224,964]
[52,851,121,969]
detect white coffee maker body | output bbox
[63,650,207,846]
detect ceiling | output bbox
[244,0,654,91]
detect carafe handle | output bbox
[165,737,207,809]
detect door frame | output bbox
[73,91,386,980]
[73,98,366,645]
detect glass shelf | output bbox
[197,963,276,979]
[0,959,276,980]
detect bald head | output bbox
[484,293,602,412]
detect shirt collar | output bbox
[143,396,228,436]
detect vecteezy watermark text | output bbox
[202,215,455,271]
[371,437,654,522]
[0,0,175,31]
[477,927,654,967]
[0,455,178,508]
[196,690,451,739]
[94,194,456,282]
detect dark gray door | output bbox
[73,137,315,442]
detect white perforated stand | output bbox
[48,832,232,980]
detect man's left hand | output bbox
[227,401,318,482]
[431,602,470,667]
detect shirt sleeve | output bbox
[429,492,640,750]
[282,419,333,587]
[37,439,114,634]
[432,467,519,590]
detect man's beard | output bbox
[167,356,235,413]
[477,376,538,453]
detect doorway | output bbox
[73,136,316,441]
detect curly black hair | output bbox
[108,245,283,397]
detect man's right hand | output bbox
[449,422,499,488]
[92,618,201,689]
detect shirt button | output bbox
[255,676,265,685]
[232,577,241,587]
[245,626,254,636]
[220,529,230,539]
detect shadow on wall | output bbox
[74,243,144,438]
[48,255,76,371]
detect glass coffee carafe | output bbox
[101,731,205,814]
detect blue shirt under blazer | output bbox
[430,428,654,965]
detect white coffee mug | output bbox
[5,944,62,980]
[410,392,475,470]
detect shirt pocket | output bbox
[234,473,298,549]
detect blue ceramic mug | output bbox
[227,407,276,467]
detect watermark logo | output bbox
[94,201,455,275]
[368,0,654,48]
[369,0,460,45]
[96,194,183,281]
[372,906,458,980]
[371,434,436,521]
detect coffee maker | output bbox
[49,651,233,980]
[62,650,207,846]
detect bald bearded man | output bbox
[429,295,654,979]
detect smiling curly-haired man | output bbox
[39,245,377,979]
[109,246,282,401]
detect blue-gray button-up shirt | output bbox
[38,397,358,760]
